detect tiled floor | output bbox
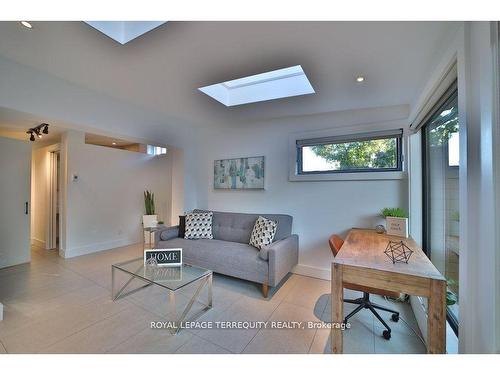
[0,244,426,354]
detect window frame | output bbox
[296,130,403,176]
[421,85,459,336]
[289,126,406,182]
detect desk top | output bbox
[333,228,445,281]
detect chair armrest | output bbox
[262,234,299,287]
[154,225,179,244]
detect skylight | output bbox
[198,65,315,106]
[85,21,166,44]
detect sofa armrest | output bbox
[154,225,179,244]
[263,234,299,287]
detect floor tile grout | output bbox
[40,301,148,354]
[307,292,330,354]
[238,278,302,354]
[1,246,426,354]
[0,338,7,354]
[177,331,231,354]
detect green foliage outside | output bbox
[427,105,459,147]
[311,138,397,170]
[447,279,458,306]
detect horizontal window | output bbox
[147,145,167,156]
[296,129,403,175]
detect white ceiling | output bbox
[0,21,459,137]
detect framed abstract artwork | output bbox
[214,156,265,189]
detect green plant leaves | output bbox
[144,190,155,215]
[381,207,407,218]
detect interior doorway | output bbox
[30,143,61,252]
[47,151,60,250]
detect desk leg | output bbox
[331,263,343,354]
[427,279,446,353]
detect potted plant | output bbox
[381,207,408,237]
[142,190,158,229]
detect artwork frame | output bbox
[214,156,265,190]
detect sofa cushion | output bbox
[157,238,269,284]
[249,216,278,249]
[159,226,179,241]
[184,212,213,239]
[194,209,292,244]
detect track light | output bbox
[27,123,50,142]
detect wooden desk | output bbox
[331,228,447,354]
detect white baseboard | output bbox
[0,256,31,270]
[31,238,46,249]
[61,238,137,258]
[293,264,331,281]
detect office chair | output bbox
[329,234,400,340]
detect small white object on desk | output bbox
[386,216,409,237]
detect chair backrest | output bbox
[328,234,344,257]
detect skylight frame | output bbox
[84,21,166,45]
[198,65,315,107]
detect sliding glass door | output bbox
[422,86,459,333]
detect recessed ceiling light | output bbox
[112,142,117,145]
[20,21,32,29]
[199,65,315,107]
[356,76,365,83]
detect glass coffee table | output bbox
[111,257,212,334]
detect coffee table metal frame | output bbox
[111,257,212,335]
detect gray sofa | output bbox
[155,210,299,297]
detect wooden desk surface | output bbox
[331,228,447,354]
[333,228,445,281]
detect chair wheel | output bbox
[391,313,400,322]
[383,330,391,340]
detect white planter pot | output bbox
[143,215,158,228]
[386,216,408,238]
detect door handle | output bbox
[25,202,29,215]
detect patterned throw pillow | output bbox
[249,216,278,249]
[184,212,214,239]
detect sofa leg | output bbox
[262,283,269,298]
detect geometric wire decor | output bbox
[384,240,414,264]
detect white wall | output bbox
[459,21,500,354]
[60,130,175,258]
[168,146,185,225]
[193,105,410,279]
